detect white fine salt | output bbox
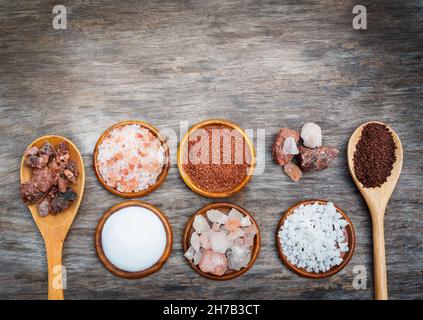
[278,202,349,273]
[101,206,167,272]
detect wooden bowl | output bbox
[177,119,256,198]
[183,202,260,280]
[276,199,355,279]
[93,120,170,198]
[95,200,173,279]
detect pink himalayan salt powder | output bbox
[97,124,166,193]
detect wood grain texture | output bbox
[0,0,422,300]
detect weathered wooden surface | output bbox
[0,0,422,300]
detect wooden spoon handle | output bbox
[371,216,388,300]
[45,239,65,300]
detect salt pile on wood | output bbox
[278,202,349,273]
[101,206,167,272]
[97,124,166,193]
[185,208,257,276]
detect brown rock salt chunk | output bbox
[284,162,302,182]
[66,160,79,177]
[20,182,44,204]
[39,142,56,158]
[56,141,69,156]
[58,176,68,193]
[63,169,77,184]
[24,146,39,157]
[37,198,50,217]
[24,156,39,168]
[32,167,54,192]
[272,128,300,166]
[299,146,339,172]
[198,249,228,276]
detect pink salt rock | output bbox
[199,232,211,250]
[299,146,339,172]
[212,223,221,231]
[284,162,302,182]
[193,215,210,234]
[272,128,300,166]
[240,216,252,227]
[184,246,195,260]
[243,225,258,247]
[301,122,322,148]
[209,230,233,253]
[198,249,228,276]
[191,232,200,251]
[206,209,228,224]
[282,136,299,155]
[228,208,244,221]
[228,228,244,241]
[193,250,203,265]
[233,238,245,246]
[225,218,241,232]
[227,245,252,271]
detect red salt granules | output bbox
[182,125,251,193]
[353,123,396,188]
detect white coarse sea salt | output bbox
[101,206,167,272]
[278,202,349,273]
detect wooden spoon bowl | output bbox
[276,199,355,279]
[20,135,85,300]
[93,120,170,198]
[95,200,173,279]
[183,202,260,281]
[177,119,256,198]
[348,121,403,300]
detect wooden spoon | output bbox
[347,121,403,300]
[20,135,85,300]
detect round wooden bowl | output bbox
[177,119,256,198]
[95,200,173,279]
[183,202,261,281]
[276,199,355,279]
[93,120,170,198]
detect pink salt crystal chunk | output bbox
[284,162,302,182]
[228,228,245,241]
[198,249,228,276]
[209,230,233,253]
[240,216,252,227]
[206,209,228,224]
[193,215,210,234]
[225,218,241,232]
[228,208,244,221]
[184,246,195,260]
[233,238,244,246]
[193,250,203,265]
[212,223,221,231]
[243,225,258,247]
[282,136,299,155]
[191,232,200,251]
[199,232,211,250]
[272,128,300,166]
[227,245,252,271]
